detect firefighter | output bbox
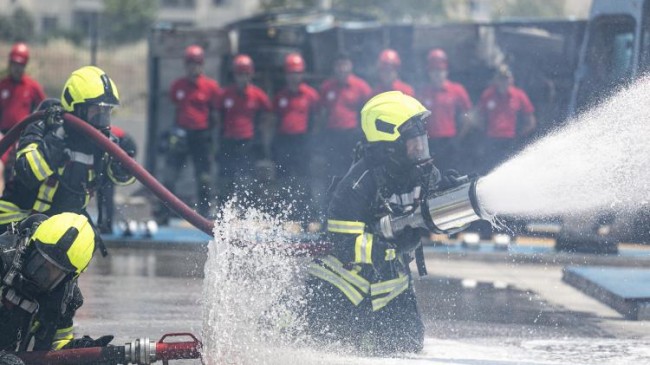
[317,52,372,178]
[305,91,457,356]
[216,54,272,204]
[154,45,220,225]
[0,43,46,196]
[0,66,134,232]
[477,64,536,174]
[372,49,414,97]
[272,53,320,222]
[0,213,111,352]
[0,43,46,134]
[418,48,472,172]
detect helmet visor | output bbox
[405,134,430,163]
[87,103,116,131]
[24,250,68,293]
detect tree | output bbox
[102,0,158,45]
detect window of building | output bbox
[162,0,196,8]
[42,16,58,33]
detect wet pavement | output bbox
[72,245,650,364]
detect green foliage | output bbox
[102,0,158,45]
[0,7,35,42]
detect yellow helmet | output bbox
[29,213,96,277]
[361,91,430,143]
[60,66,119,130]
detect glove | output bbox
[62,335,114,349]
[393,226,426,253]
[437,169,463,190]
[44,105,64,130]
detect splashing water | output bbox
[477,77,650,218]
[201,197,310,364]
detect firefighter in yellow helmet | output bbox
[0,213,111,353]
[0,66,134,232]
[304,91,465,356]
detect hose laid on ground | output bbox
[0,111,214,236]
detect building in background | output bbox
[0,0,261,36]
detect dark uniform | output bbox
[0,117,134,229]
[302,91,462,356]
[305,156,436,355]
[0,213,97,352]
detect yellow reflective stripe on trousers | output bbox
[321,255,370,294]
[0,200,29,224]
[354,233,373,264]
[370,274,409,311]
[51,326,74,350]
[308,263,364,306]
[33,180,58,213]
[18,143,54,181]
[327,219,365,234]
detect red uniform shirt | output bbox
[319,75,372,130]
[170,74,221,131]
[0,75,45,132]
[218,84,272,140]
[479,85,534,138]
[372,79,414,97]
[418,80,472,138]
[273,83,320,135]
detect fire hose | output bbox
[13,333,201,365]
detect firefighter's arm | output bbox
[327,172,396,265]
[14,121,65,189]
[107,135,136,186]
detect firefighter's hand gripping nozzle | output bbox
[377,176,492,239]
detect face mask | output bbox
[22,249,68,294]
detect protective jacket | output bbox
[0,231,82,352]
[0,118,135,226]
[305,156,439,355]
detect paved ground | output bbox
[72,242,650,364]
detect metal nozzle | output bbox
[425,179,492,232]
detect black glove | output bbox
[62,335,114,349]
[437,169,463,190]
[44,105,64,130]
[393,226,426,253]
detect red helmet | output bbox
[185,45,204,64]
[284,53,305,73]
[9,42,29,65]
[427,48,448,70]
[233,54,254,74]
[378,49,401,69]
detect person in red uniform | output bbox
[216,54,272,203]
[477,64,536,174]
[0,43,45,134]
[417,48,472,172]
[272,53,320,222]
[372,49,414,97]
[155,45,220,224]
[317,52,372,178]
[0,43,46,195]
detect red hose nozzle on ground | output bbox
[14,332,203,365]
